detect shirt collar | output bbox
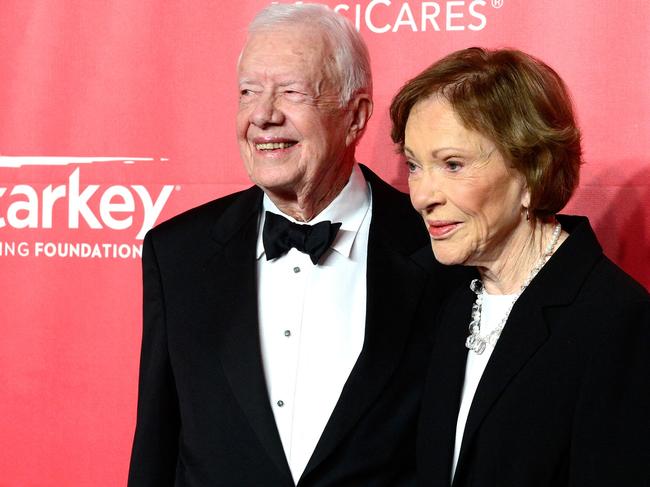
[256,163,372,260]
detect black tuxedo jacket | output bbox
[418,215,650,487]
[128,165,467,487]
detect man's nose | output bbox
[250,93,285,127]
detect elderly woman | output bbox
[390,48,650,487]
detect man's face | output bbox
[237,26,355,204]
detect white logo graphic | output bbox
[0,156,167,168]
[0,157,177,259]
[274,1,496,33]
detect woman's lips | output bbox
[427,221,461,238]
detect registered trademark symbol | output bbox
[492,0,504,8]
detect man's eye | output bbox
[240,88,260,98]
[406,161,419,173]
[283,90,308,100]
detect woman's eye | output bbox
[406,160,419,173]
[446,160,462,172]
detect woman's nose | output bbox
[409,170,445,213]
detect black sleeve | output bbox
[569,298,650,487]
[128,232,180,486]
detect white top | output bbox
[256,164,372,484]
[451,292,517,481]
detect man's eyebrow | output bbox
[237,79,310,90]
[238,78,261,85]
[277,79,300,85]
[277,80,311,90]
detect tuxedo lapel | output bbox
[301,166,431,480]
[302,236,429,478]
[204,187,292,482]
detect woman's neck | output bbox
[478,219,565,295]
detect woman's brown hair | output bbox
[390,47,582,219]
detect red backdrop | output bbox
[1,1,648,485]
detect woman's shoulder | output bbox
[563,254,650,361]
[585,255,649,305]
[555,214,648,307]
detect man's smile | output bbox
[255,141,297,150]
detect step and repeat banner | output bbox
[1,1,648,485]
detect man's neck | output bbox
[265,162,355,222]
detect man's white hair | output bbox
[247,3,372,106]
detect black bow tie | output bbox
[262,211,342,265]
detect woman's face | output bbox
[404,96,530,268]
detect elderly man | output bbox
[128,4,461,486]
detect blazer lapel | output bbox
[301,166,432,480]
[418,215,606,485]
[454,216,602,477]
[205,187,293,482]
[455,287,550,477]
[418,287,473,487]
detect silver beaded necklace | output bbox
[465,222,562,355]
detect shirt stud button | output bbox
[293,266,301,273]
[277,400,285,407]
[284,330,291,337]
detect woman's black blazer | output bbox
[418,215,650,487]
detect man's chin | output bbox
[253,174,302,200]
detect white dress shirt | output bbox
[451,292,516,481]
[256,164,372,484]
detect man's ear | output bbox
[345,94,373,146]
